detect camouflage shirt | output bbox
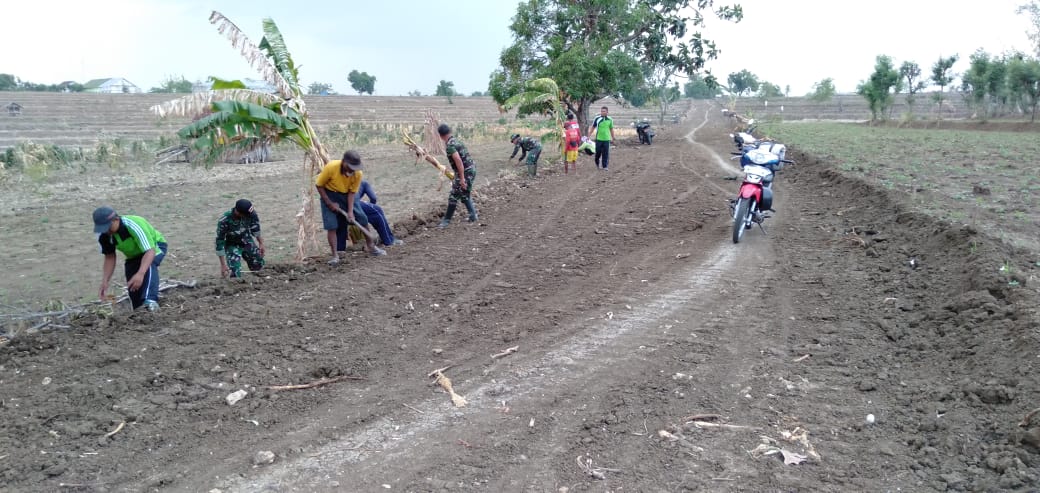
[510,137,541,160]
[445,136,475,170]
[215,209,261,256]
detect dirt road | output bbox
[2,105,1037,492]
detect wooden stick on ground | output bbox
[104,421,125,439]
[491,346,519,359]
[682,413,722,422]
[431,370,467,407]
[1019,407,1040,427]
[427,365,455,378]
[267,375,365,391]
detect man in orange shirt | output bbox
[315,150,386,265]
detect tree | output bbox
[0,74,18,91]
[407,89,422,97]
[684,77,720,99]
[857,55,900,121]
[307,82,333,95]
[470,90,485,97]
[347,70,376,95]
[756,81,782,98]
[151,11,331,260]
[727,70,759,96]
[898,61,927,118]
[489,0,742,130]
[1018,1,1040,58]
[1007,55,1040,121]
[931,54,959,120]
[807,78,836,103]
[435,80,456,97]
[149,75,194,93]
[502,77,566,156]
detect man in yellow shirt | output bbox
[315,150,386,265]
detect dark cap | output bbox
[92,206,117,234]
[342,150,363,171]
[437,123,451,136]
[234,199,253,215]
[510,134,520,142]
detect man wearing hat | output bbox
[215,199,266,278]
[315,150,386,265]
[434,123,478,228]
[92,206,167,312]
[509,133,542,177]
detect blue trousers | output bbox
[358,201,396,246]
[124,242,167,309]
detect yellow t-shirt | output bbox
[315,160,363,194]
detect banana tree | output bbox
[501,77,566,158]
[151,11,329,260]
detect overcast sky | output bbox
[1,0,1034,96]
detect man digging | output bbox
[215,199,266,278]
[93,206,167,312]
[315,150,386,265]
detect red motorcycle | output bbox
[729,143,792,243]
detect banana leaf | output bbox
[258,18,300,95]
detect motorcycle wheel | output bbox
[732,198,752,243]
[646,134,653,145]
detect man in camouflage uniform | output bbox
[509,134,543,177]
[436,123,478,228]
[216,199,266,278]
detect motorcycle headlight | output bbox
[745,174,763,184]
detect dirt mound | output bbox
[1,107,1038,492]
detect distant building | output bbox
[83,78,142,94]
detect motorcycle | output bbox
[635,119,654,145]
[728,140,793,244]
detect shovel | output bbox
[336,209,379,242]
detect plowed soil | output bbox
[2,106,1039,493]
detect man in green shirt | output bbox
[588,106,616,170]
[93,206,168,312]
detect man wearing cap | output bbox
[433,123,478,228]
[92,206,167,312]
[509,134,542,177]
[315,150,386,265]
[215,199,266,278]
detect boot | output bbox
[438,202,457,228]
[464,198,478,222]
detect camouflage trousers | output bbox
[227,237,265,278]
[448,167,477,204]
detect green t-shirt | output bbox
[592,116,613,141]
[98,215,166,259]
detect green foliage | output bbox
[1007,55,1040,121]
[931,54,959,118]
[435,80,457,97]
[727,70,760,96]
[470,90,485,97]
[808,78,836,103]
[489,0,740,129]
[308,82,333,95]
[757,81,782,99]
[347,70,376,95]
[898,61,927,116]
[0,73,17,91]
[1017,1,1040,58]
[407,90,423,97]
[684,77,720,99]
[148,75,193,93]
[857,55,900,120]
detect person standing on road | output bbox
[315,150,386,265]
[563,112,581,174]
[215,199,266,278]
[357,180,403,247]
[588,106,616,170]
[509,134,542,177]
[92,206,167,312]
[435,123,478,228]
